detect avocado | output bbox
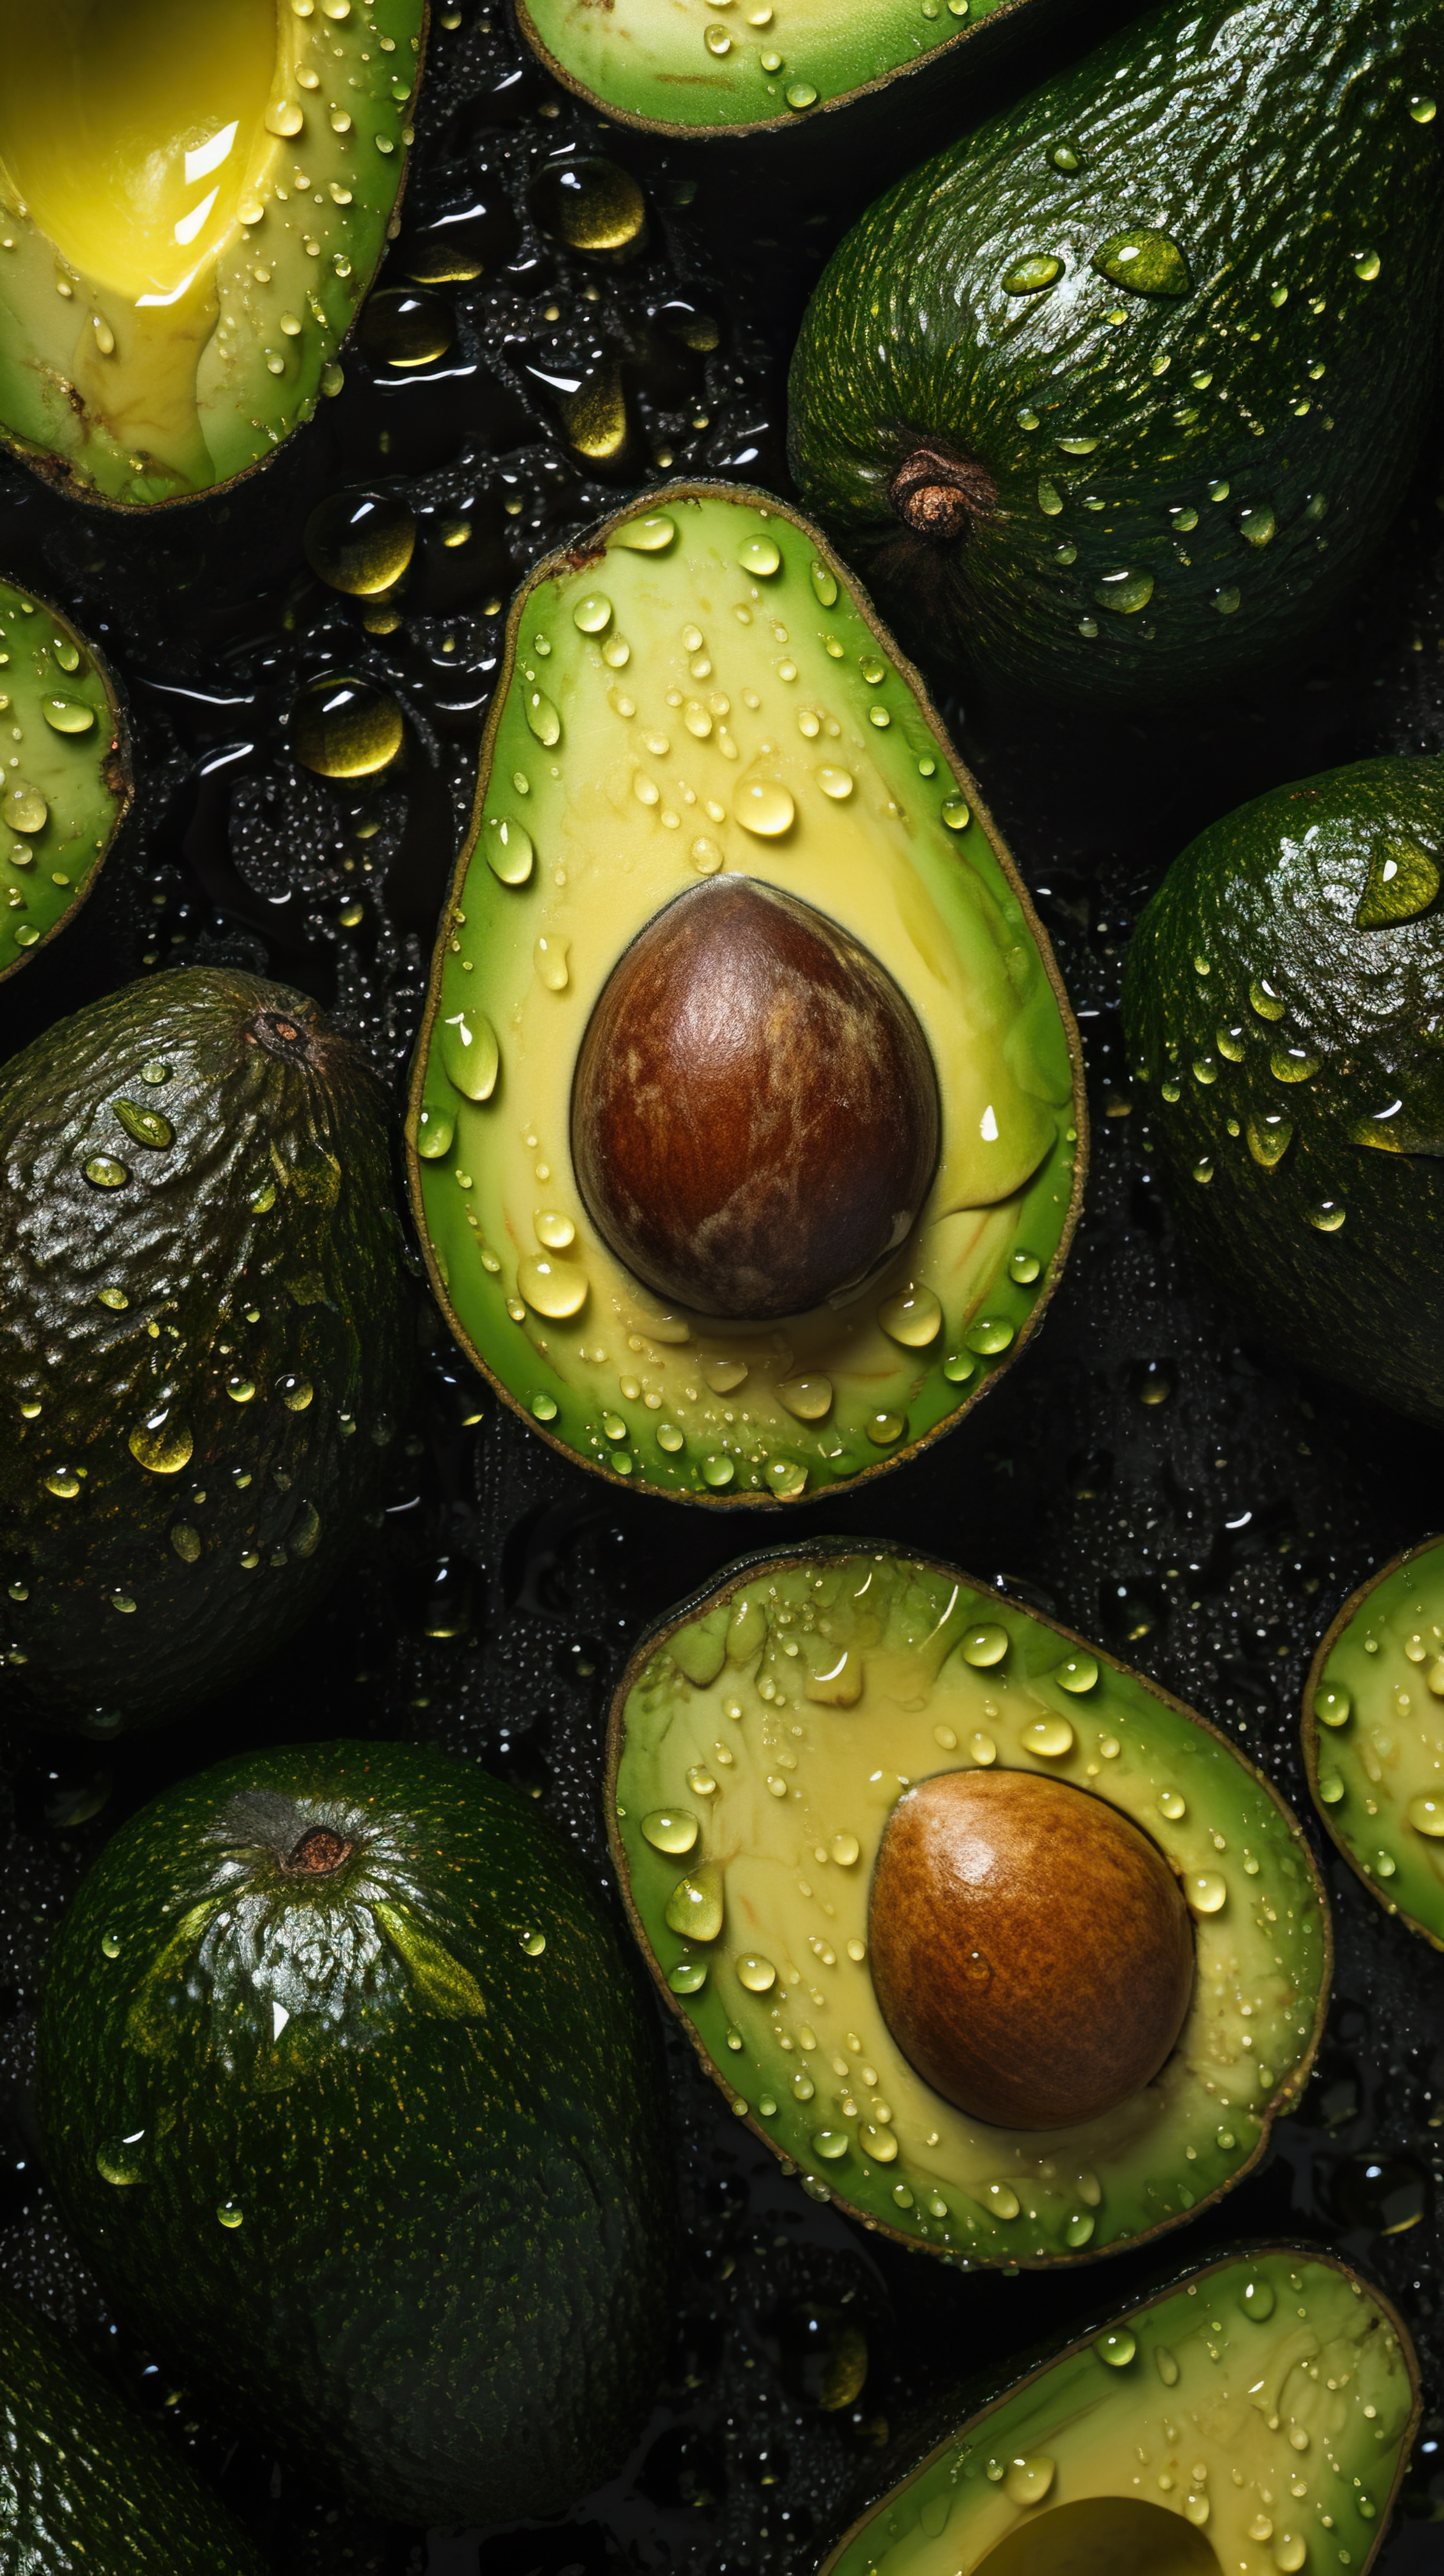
[1120,755,1444,1426]
[34,1737,675,2526]
[1305,1536,1444,1949]
[0,2286,263,2572]
[517,0,1051,141]
[818,2246,1417,2576]
[0,0,425,508]
[406,483,1085,1504]
[0,967,413,1735]
[607,1543,1330,2267]
[787,0,1444,709]
[0,583,130,981]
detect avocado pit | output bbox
[569,877,940,1321]
[868,1768,1194,2130]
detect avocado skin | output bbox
[35,1739,676,2526]
[0,968,413,1734]
[1121,757,1444,1424]
[788,0,1444,709]
[0,2286,262,2572]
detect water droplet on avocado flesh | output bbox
[609,1545,1327,2262]
[0,0,425,507]
[1305,1532,1444,1947]
[0,581,129,983]
[821,2250,1416,2576]
[408,485,1083,1502]
[1121,754,1444,1427]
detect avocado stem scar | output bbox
[284,1827,353,1876]
[888,444,999,543]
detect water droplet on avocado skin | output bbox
[1355,837,1440,929]
[1091,228,1192,297]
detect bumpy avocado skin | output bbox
[1305,1536,1444,1949]
[407,481,1084,1506]
[35,1739,676,2527]
[0,968,413,1735]
[0,585,130,983]
[788,0,1444,709]
[608,1543,1330,2268]
[0,0,425,509]
[0,2288,263,2574]
[818,2248,1417,2576]
[1121,756,1444,1425]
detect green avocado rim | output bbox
[1304,1535,1444,1951]
[0,582,130,984]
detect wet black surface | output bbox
[0,2,1442,2569]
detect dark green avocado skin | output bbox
[0,2286,262,2572]
[0,968,413,1735]
[787,0,1443,709]
[1121,756,1444,1422]
[34,1739,676,2528]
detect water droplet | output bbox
[100,1930,122,1960]
[82,1155,129,1191]
[127,1412,193,1475]
[4,783,46,835]
[170,1523,202,1563]
[737,535,782,576]
[777,1374,832,1421]
[1407,1792,1444,1837]
[1009,1250,1042,1284]
[1316,1683,1351,1728]
[689,834,723,873]
[1239,503,1276,548]
[1185,1870,1227,1916]
[518,1254,587,1320]
[764,1457,808,1498]
[701,1454,736,1489]
[279,1375,313,1412]
[440,1009,500,1103]
[1058,436,1098,456]
[1318,1769,1345,1805]
[533,932,570,992]
[524,687,561,747]
[1307,1200,1347,1233]
[1155,2345,1180,2386]
[518,1928,546,1956]
[736,778,795,837]
[1020,1715,1075,1757]
[96,2132,146,2187]
[1246,1110,1294,1168]
[304,489,416,594]
[1355,836,1440,929]
[225,1372,257,1404]
[1182,2493,1210,2528]
[1001,254,1064,295]
[785,80,818,110]
[1054,1653,1098,1694]
[1239,2273,1276,2322]
[1410,94,1437,122]
[216,2200,244,2229]
[1091,229,1191,295]
[533,156,646,254]
[610,512,675,553]
[859,2122,898,2163]
[1213,586,1241,616]
[811,2129,850,2161]
[966,1316,1015,1356]
[1038,478,1064,515]
[1095,566,1154,615]
[736,1953,776,1992]
[291,676,403,778]
[113,1099,173,1152]
[1097,2328,1137,2365]
[970,1730,998,1765]
[942,1351,976,1384]
[664,1862,723,1941]
[668,1957,708,1994]
[1271,1047,1321,1085]
[1354,247,1381,281]
[483,816,534,887]
[642,1808,699,1856]
[360,286,453,369]
[534,1210,576,1252]
[42,696,96,735]
[962,1624,1008,1668]
[876,1284,941,1348]
[809,562,838,606]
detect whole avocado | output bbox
[1121,757,1444,1422]
[788,0,1444,708]
[35,1739,677,2526]
[0,2286,262,2572]
[0,968,413,1734]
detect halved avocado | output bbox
[607,1543,1331,2266]
[819,2246,1418,2576]
[406,484,1084,1506]
[1305,1536,1444,1949]
[0,0,425,508]
[0,583,129,979]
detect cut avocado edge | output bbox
[514,0,1049,141]
[605,1539,1332,2268]
[1304,1533,1444,1951]
[817,2241,1420,2576]
[404,479,1088,1507]
[0,582,131,983]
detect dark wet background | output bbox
[0,4,1441,2569]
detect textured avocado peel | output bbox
[407,482,1085,1506]
[0,967,413,1734]
[607,1543,1331,2268]
[35,1737,676,2528]
[1305,1535,1444,1950]
[0,0,426,508]
[0,581,130,980]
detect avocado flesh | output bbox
[787,0,1444,709]
[1305,1535,1444,1949]
[608,1545,1330,2266]
[518,0,1028,137]
[819,2250,1417,2576]
[34,1739,675,2527]
[0,2287,264,2572]
[0,581,130,979]
[0,0,424,507]
[1121,755,1444,1426]
[0,967,413,1734]
[408,484,1083,1504]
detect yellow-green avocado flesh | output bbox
[0,583,129,978]
[0,0,425,508]
[406,484,1083,1505]
[516,0,1035,138]
[608,1545,1330,2266]
[1305,1535,1444,1949]
[820,2248,1417,2576]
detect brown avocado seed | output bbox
[868,1769,1194,2130]
[569,878,940,1322]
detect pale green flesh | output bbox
[825,2252,1413,2576]
[410,489,1079,1504]
[518,0,1002,133]
[612,1549,1328,2263]
[1307,1537,1444,1946]
[0,0,422,507]
[0,584,126,978]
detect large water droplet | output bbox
[523,687,561,747]
[878,1284,942,1348]
[1020,1714,1075,1757]
[777,1374,832,1421]
[1185,1870,1227,1916]
[4,783,46,835]
[1355,836,1440,929]
[42,696,96,735]
[291,676,404,778]
[113,1099,174,1152]
[1094,566,1154,615]
[128,1412,193,1474]
[1316,1683,1351,1728]
[1246,1111,1294,1168]
[736,1953,777,1992]
[361,287,454,367]
[1407,1792,1444,1837]
[1002,254,1064,295]
[518,1254,588,1319]
[961,1624,1008,1668]
[533,156,646,254]
[440,1009,499,1102]
[1091,229,1192,296]
[610,512,676,553]
[96,2131,146,2187]
[304,489,416,594]
[737,535,781,577]
[664,1862,723,1941]
[736,778,795,837]
[84,1156,129,1189]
